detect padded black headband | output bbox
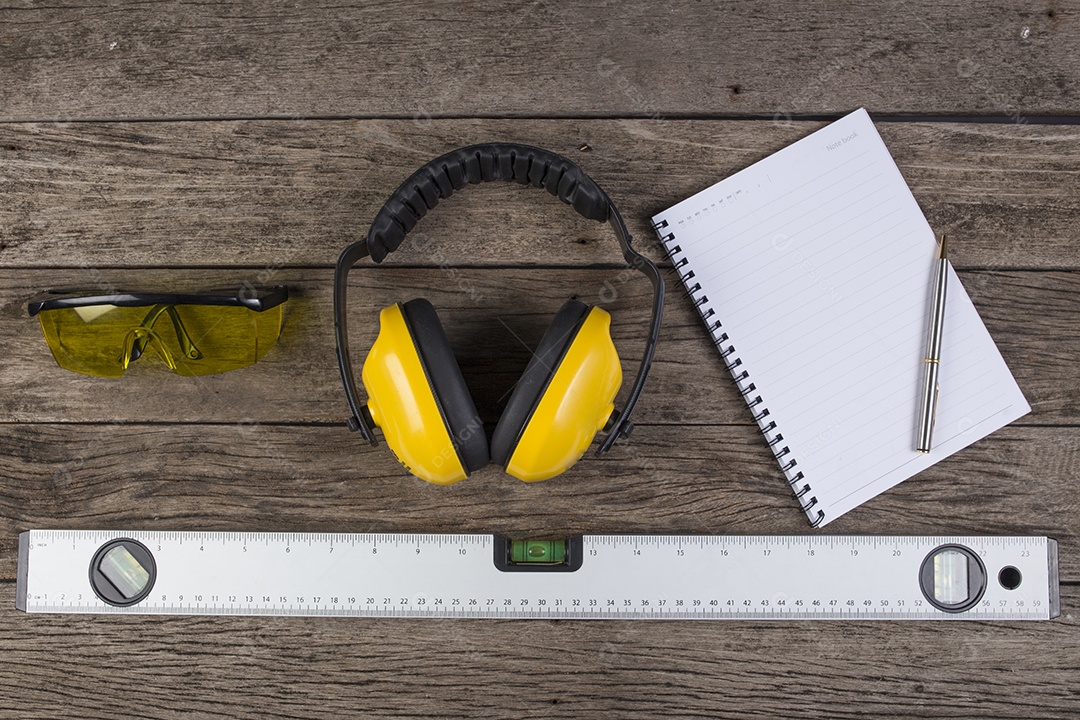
[364,143,612,262]
[334,142,665,454]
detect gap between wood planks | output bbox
[0,114,1079,125]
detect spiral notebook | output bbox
[652,108,1029,527]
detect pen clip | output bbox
[928,381,940,448]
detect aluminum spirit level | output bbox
[16,531,1059,620]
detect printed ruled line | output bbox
[694,164,884,276]
[827,403,1020,510]
[673,147,875,244]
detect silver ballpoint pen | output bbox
[917,235,949,452]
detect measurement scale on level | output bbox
[16,531,1059,620]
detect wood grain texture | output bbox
[1,120,1079,270]
[1,268,1074,424]
[2,3,1078,717]
[0,424,1076,581]
[0,585,1077,720]
[0,1,1076,120]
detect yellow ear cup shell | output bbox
[362,304,467,485]
[506,307,622,481]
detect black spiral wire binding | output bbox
[653,219,825,528]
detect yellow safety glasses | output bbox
[28,286,288,378]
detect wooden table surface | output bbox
[2,2,1078,718]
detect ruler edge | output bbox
[1048,537,1060,619]
[16,530,1062,620]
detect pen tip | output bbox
[938,234,948,259]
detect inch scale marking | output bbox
[17,531,1059,620]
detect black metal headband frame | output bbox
[334,142,664,455]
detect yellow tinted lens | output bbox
[37,302,284,377]
[37,305,152,377]
[160,304,283,376]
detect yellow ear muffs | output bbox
[362,299,489,485]
[490,300,622,482]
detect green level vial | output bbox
[509,539,567,564]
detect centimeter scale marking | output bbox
[17,531,1059,620]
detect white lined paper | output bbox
[652,108,1029,526]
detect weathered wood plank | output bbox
[0,580,1076,719]
[1,120,1078,270]
[0,3,1075,717]
[0,1,1076,120]
[0,424,1075,580]
[0,268,1073,424]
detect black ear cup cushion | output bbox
[400,299,490,473]
[490,299,591,467]
[366,144,612,262]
